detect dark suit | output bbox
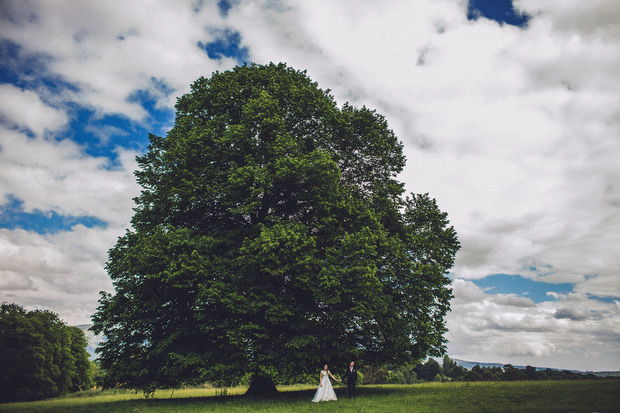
[345,366,357,398]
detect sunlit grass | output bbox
[0,380,618,412]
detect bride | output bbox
[312,364,341,402]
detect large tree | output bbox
[92,63,459,395]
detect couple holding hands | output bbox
[311,361,358,402]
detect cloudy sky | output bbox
[1,0,619,372]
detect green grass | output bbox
[1,380,618,412]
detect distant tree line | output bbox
[0,303,95,403]
[361,356,608,384]
[464,363,601,382]
[362,356,466,384]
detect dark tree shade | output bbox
[0,303,93,402]
[92,63,459,395]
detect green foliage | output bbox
[386,362,420,384]
[503,364,527,381]
[68,327,95,391]
[92,63,460,394]
[415,358,442,382]
[442,355,466,380]
[91,360,105,388]
[0,303,93,402]
[386,369,407,384]
[363,365,388,384]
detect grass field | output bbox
[1,380,618,412]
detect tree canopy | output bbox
[0,303,93,402]
[92,63,460,394]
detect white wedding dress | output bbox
[312,370,338,402]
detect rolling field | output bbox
[0,380,618,412]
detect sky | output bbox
[0,0,619,372]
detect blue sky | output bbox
[1,0,619,372]
[471,273,573,304]
[467,0,529,27]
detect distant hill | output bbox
[588,371,620,378]
[451,358,620,375]
[452,358,560,371]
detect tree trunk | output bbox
[244,375,278,397]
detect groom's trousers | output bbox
[347,381,356,398]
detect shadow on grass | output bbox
[82,386,398,411]
[0,385,413,412]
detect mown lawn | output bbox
[0,380,618,412]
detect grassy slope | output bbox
[0,380,619,412]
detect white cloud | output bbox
[516,0,620,41]
[0,0,234,121]
[447,280,620,370]
[0,225,123,324]
[0,270,34,290]
[0,125,139,226]
[0,84,69,136]
[486,337,557,358]
[83,124,129,146]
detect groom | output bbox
[345,361,357,399]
